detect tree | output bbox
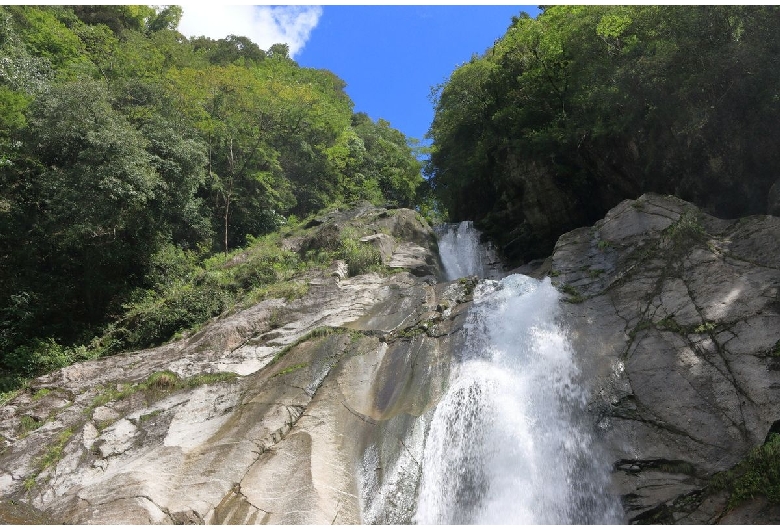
[352,113,423,207]
[190,35,266,66]
[0,7,55,93]
[427,5,780,262]
[267,43,290,60]
[168,65,294,253]
[0,4,429,379]
[113,79,212,248]
[426,56,499,221]
[0,78,208,349]
[70,5,156,35]
[147,6,182,33]
[0,86,29,167]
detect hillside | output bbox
[427,5,780,263]
[1,6,779,523]
[1,197,778,524]
[0,5,424,391]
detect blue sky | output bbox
[178,5,541,145]
[296,6,541,144]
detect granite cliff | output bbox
[1,196,778,524]
[553,193,780,523]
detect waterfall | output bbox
[436,221,494,280]
[412,224,622,524]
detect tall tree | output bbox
[0,5,426,379]
[168,65,292,253]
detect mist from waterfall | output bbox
[414,224,622,524]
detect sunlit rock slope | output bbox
[0,204,472,524]
[1,195,779,524]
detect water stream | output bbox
[435,221,496,281]
[414,222,622,524]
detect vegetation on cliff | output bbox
[427,5,780,262]
[0,5,423,389]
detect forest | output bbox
[0,5,424,389]
[427,5,780,262]
[3,7,780,524]
[4,4,780,393]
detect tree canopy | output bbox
[0,5,423,384]
[427,5,780,262]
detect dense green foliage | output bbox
[427,6,780,261]
[0,5,423,387]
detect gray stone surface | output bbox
[2,196,778,524]
[0,205,465,525]
[552,193,780,523]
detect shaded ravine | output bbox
[412,222,623,524]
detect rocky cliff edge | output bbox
[553,193,780,524]
[2,195,779,524]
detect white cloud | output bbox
[178,5,323,58]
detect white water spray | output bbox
[436,221,493,280]
[414,226,622,524]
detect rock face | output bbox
[0,205,469,525]
[552,193,780,523]
[1,195,778,525]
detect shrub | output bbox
[18,415,44,436]
[664,209,707,255]
[119,278,234,349]
[89,370,237,410]
[146,370,179,390]
[1,338,93,379]
[144,244,200,292]
[712,433,780,509]
[38,427,74,472]
[338,230,382,276]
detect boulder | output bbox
[360,233,395,263]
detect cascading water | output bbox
[436,221,494,280]
[413,223,622,524]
